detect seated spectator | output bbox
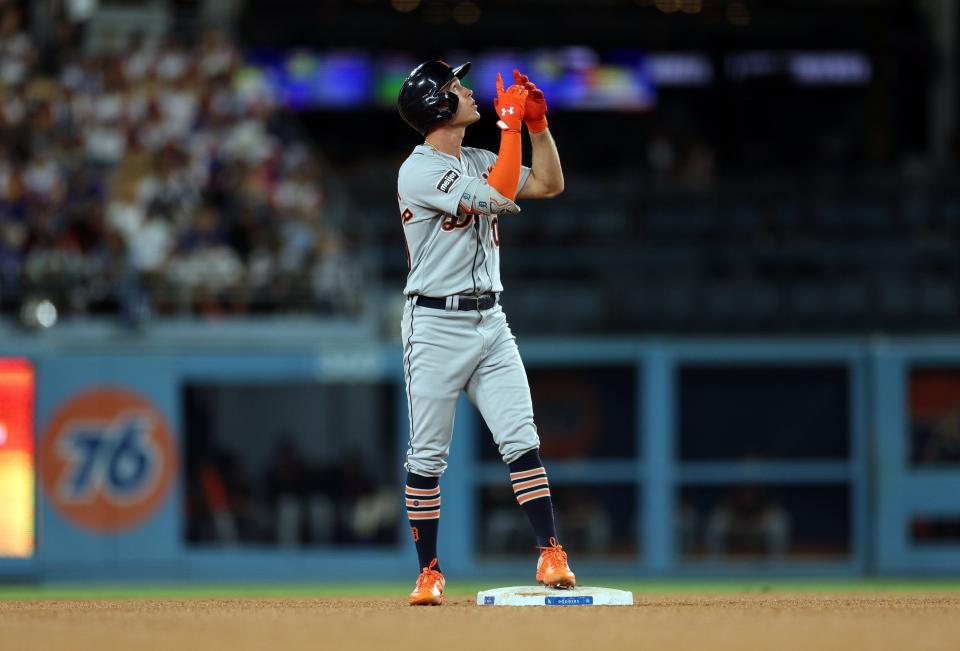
[705,485,791,559]
[166,200,243,313]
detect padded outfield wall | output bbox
[1,321,959,582]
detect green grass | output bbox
[2,580,960,600]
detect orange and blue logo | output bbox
[39,387,177,533]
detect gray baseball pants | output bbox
[401,297,540,476]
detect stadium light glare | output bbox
[19,298,58,330]
[452,1,481,25]
[390,0,420,13]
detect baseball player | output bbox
[396,60,574,606]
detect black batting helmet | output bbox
[397,60,472,135]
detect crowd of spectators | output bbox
[186,438,397,547]
[0,4,362,322]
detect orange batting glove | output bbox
[488,73,526,199]
[493,72,527,133]
[513,69,548,133]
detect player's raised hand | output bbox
[493,72,527,133]
[513,69,548,133]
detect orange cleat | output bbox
[409,558,445,606]
[536,538,576,589]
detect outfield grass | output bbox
[2,579,960,600]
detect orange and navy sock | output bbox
[508,449,557,548]
[405,472,441,573]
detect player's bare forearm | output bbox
[518,129,564,199]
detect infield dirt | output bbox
[1,593,958,651]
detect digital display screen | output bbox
[726,50,872,85]
[245,47,869,111]
[0,358,34,558]
[247,49,373,109]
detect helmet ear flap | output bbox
[439,89,460,118]
[423,90,460,125]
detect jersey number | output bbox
[441,215,474,231]
[440,214,500,246]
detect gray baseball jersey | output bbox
[398,144,530,297]
[398,144,538,477]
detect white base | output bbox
[477,586,633,606]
